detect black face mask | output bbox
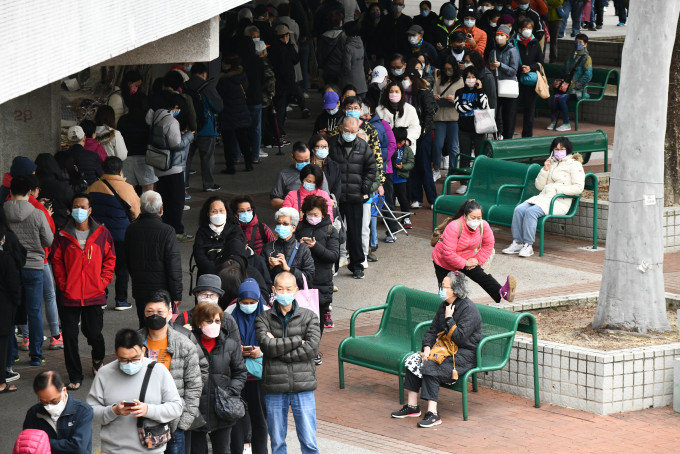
[452,46,465,53]
[144,314,168,331]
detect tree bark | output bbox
[593,2,678,333]
[665,18,680,206]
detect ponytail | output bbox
[453,199,482,220]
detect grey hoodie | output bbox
[3,199,53,269]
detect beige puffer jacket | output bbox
[525,153,585,215]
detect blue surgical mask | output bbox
[327,107,339,115]
[275,224,292,238]
[295,161,310,171]
[346,110,360,119]
[439,288,450,301]
[239,303,258,314]
[238,211,254,224]
[172,109,181,117]
[519,3,530,10]
[575,42,585,51]
[464,19,476,29]
[120,360,143,375]
[302,182,316,192]
[71,208,88,224]
[275,293,295,306]
[342,132,357,142]
[315,148,329,160]
[420,9,430,17]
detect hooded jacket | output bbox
[83,138,107,164]
[295,216,339,306]
[328,134,377,204]
[283,186,334,221]
[22,395,93,454]
[525,153,585,215]
[262,236,315,291]
[87,174,141,242]
[12,429,52,454]
[236,213,276,256]
[317,29,346,79]
[51,218,116,307]
[68,144,103,186]
[340,35,368,94]
[3,200,53,269]
[216,66,251,130]
[432,217,495,272]
[35,156,74,228]
[255,301,320,394]
[95,125,128,160]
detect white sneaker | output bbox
[455,185,467,195]
[556,124,571,132]
[411,201,421,209]
[338,256,349,268]
[286,106,293,112]
[518,243,534,257]
[259,151,269,158]
[361,260,369,269]
[546,122,556,130]
[441,156,449,170]
[433,170,441,182]
[184,205,191,211]
[502,240,524,255]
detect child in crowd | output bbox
[391,127,415,234]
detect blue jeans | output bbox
[249,104,263,159]
[21,268,44,360]
[559,0,585,38]
[265,391,319,454]
[433,121,459,171]
[19,263,60,338]
[410,131,437,205]
[370,213,378,248]
[551,94,576,124]
[511,202,546,245]
[165,428,184,454]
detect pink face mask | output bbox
[307,216,322,225]
[129,85,139,95]
[388,93,401,103]
[553,149,567,160]
[201,323,220,339]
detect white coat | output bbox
[525,153,585,215]
[376,103,421,153]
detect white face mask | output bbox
[496,36,507,45]
[521,29,532,39]
[408,35,420,45]
[465,78,477,88]
[44,392,67,422]
[466,219,481,230]
[444,19,455,27]
[210,213,227,226]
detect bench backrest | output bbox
[483,130,608,162]
[475,304,525,369]
[378,285,442,346]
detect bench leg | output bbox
[472,373,478,392]
[339,360,345,389]
[461,382,469,421]
[539,226,545,257]
[399,376,405,404]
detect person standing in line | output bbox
[514,17,544,138]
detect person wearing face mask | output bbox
[106,69,143,125]
[189,302,247,454]
[457,7,487,57]
[87,328,182,454]
[403,24,438,64]
[283,164,335,221]
[433,56,465,181]
[385,0,413,56]
[271,142,331,209]
[229,195,276,256]
[503,137,585,257]
[193,196,247,277]
[137,290,205,454]
[52,193,115,391]
[255,271,321,454]
[313,90,344,136]
[387,53,408,82]
[514,17,544,137]
[433,3,458,52]
[376,82,421,155]
[22,371,93,453]
[439,31,470,69]
[547,33,592,132]
[489,24,519,140]
[433,199,517,303]
[392,271,482,428]
[412,1,439,45]
[512,0,544,42]
[478,7,502,59]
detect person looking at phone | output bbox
[502,137,585,257]
[87,328,182,454]
[459,7,487,57]
[22,370,93,454]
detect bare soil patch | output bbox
[516,301,679,350]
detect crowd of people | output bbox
[2,0,614,452]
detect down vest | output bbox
[328,135,377,204]
[255,302,321,394]
[525,154,585,216]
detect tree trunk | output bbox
[665,18,680,206]
[593,2,679,333]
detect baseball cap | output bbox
[322,91,340,109]
[370,66,388,84]
[274,24,289,36]
[67,125,85,143]
[407,24,424,35]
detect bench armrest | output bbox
[411,320,433,352]
[476,331,515,369]
[442,175,471,195]
[547,194,579,215]
[349,304,388,338]
[494,184,526,205]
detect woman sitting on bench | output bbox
[391,271,482,428]
[502,136,585,257]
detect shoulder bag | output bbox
[100,178,135,222]
[552,54,586,94]
[535,63,550,99]
[214,376,247,423]
[136,362,172,449]
[516,43,538,86]
[295,273,320,320]
[496,48,520,99]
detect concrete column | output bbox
[674,357,680,413]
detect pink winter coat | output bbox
[83,138,107,164]
[282,186,334,221]
[13,429,51,454]
[432,216,495,271]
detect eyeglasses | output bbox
[203,319,222,325]
[144,310,168,317]
[197,292,219,300]
[118,357,142,365]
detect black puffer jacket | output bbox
[35,154,73,228]
[193,330,247,432]
[295,216,339,307]
[411,87,437,137]
[192,225,246,277]
[262,236,314,291]
[217,67,251,130]
[269,39,299,92]
[68,144,102,186]
[420,297,482,383]
[0,231,24,337]
[328,135,377,204]
[319,157,342,202]
[124,213,183,301]
[515,36,544,74]
[255,302,321,394]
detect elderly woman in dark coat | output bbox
[391,271,482,428]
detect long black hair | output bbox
[453,199,482,219]
[199,195,239,228]
[380,81,405,117]
[440,55,461,84]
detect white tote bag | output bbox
[474,108,498,134]
[497,79,519,98]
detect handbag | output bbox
[136,362,172,449]
[516,43,538,86]
[214,378,247,423]
[474,108,497,134]
[295,273,320,320]
[428,324,460,381]
[552,54,586,94]
[535,63,550,99]
[497,79,519,99]
[245,356,263,379]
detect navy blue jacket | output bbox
[89,192,129,242]
[22,396,93,454]
[368,114,390,166]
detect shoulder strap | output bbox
[100,178,133,218]
[287,243,299,267]
[137,361,157,428]
[456,218,463,239]
[249,224,259,247]
[440,80,456,97]
[567,54,586,81]
[297,190,302,211]
[183,312,189,325]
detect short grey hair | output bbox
[342,116,360,129]
[274,207,299,227]
[448,271,470,299]
[140,190,163,214]
[244,25,259,37]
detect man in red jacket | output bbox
[52,193,116,390]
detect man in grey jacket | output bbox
[4,175,54,366]
[87,328,182,454]
[255,271,320,454]
[137,289,207,454]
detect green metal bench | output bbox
[536,64,620,132]
[487,172,600,256]
[433,155,541,230]
[338,285,540,421]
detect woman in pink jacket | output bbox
[282,164,334,221]
[432,199,516,303]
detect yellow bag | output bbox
[427,325,458,364]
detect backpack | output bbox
[184,79,211,132]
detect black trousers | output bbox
[191,426,232,454]
[458,130,486,169]
[59,304,105,383]
[223,128,253,171]
[393,181,410,212]
[0,335,8,384]
[113,240,128,303]
[404,369,442,402]
[339,202,365,271]
[157,172,186,235]
[433,261,502,303]
[496,96,518,140]
[273,88,289,132]
[231,380,268,454]
[546,20,563,63]
[519,83,537,138]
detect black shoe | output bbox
[302,108,311,119]
[204,184,221,192]
[417,411,442,428]
[391,404,421,419]
[353,269,365,279]
[313,353,323,365]
[5,370,19,382]
[220,168,236,175]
